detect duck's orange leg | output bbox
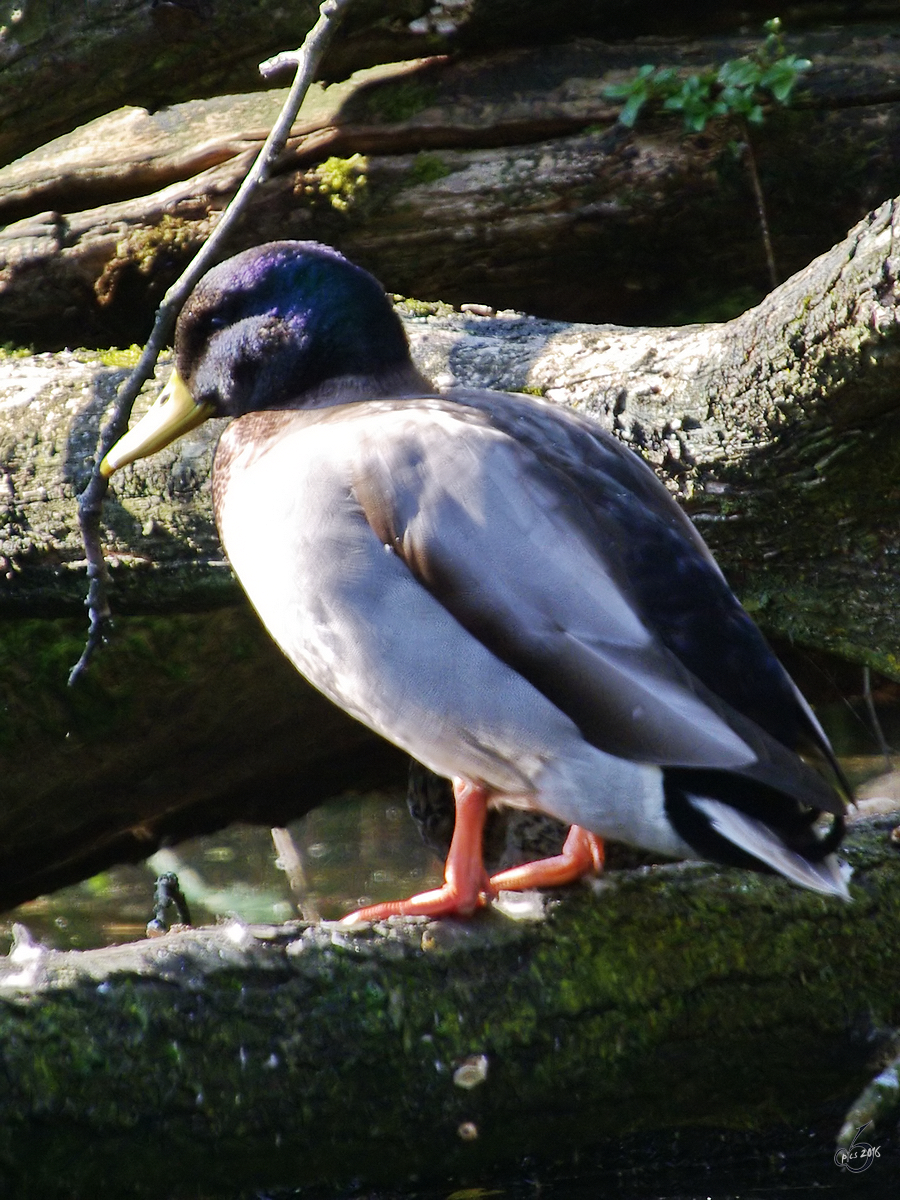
[340,779,495,923]
[489,824,605,892]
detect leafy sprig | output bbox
[604,19,811,134]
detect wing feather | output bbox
[349,396,841,813]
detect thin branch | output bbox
[863,665,893,767]
[69,0,356,686]
[259,50,305,78]
[740,121,779,291]
[271,826,320,922]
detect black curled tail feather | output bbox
[809,810,845,861]
[663,767,846,873]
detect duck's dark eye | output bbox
[177,303,228,368]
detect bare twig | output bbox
[740,122,779,291]
[862,665,893,767]
[259,50,306,78]
[271,826,321,922]
[69,0,356,686]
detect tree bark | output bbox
[5,28,900,346]
[0,0,440,169]
[4,2,891,170]
[3,195,898,656]
[0,813,898,1198]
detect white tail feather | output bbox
[690,796,851,900]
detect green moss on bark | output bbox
[0,819,898,1197]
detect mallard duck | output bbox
[102,240,851,920]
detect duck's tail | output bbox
[688,796,849,899]
[664,769,850,900]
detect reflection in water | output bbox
[0,789,441,952]
[3,694,899,953]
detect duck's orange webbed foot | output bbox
[339,881,492,923]
[340,779,495,923]
[489,824,605,893]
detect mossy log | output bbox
[0,814,898,1198]
[5,27,900,345]
[1,194,899,907]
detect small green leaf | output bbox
[719,84,756,115]
[603,81,636,100]
[650,66,681,95]
[760,55,811,103]
[718,58,761,89]
[619,92,646,126]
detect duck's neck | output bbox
[290,364,438,411]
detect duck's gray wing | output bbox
[448,389,843,783]
[351,399,841,815]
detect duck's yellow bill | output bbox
[100,369,214,477]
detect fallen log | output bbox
[7,1,890,171]
[3,194,898,655]
[0,812,898,1198]
[5,28,900,346]
[0,0,438,169]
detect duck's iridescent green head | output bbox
[177,240,412,417]
[101,241,418,476]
